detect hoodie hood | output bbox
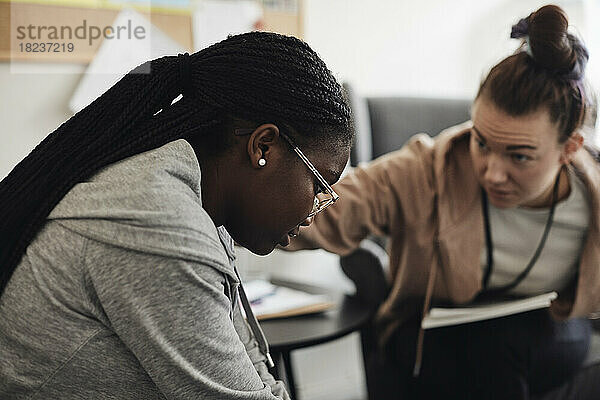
[48,139,234,278]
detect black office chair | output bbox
[339,238,389,400]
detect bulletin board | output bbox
[0,1,194,62]
[0,0,302,63]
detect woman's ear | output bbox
[246,124,281,169]
[559,132,584,164]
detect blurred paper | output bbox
[244,280,334,320]
[193,0,262,51]
[69,9,185,113]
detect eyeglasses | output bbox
[234,128,339,217]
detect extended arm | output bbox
[288,134,436,256]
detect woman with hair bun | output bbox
[289,5,599,399]
[0,32,353,399]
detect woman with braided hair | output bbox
[0,32,353,399]
[289,5,599,399]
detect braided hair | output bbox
[0,31,353,295]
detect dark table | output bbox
[260,281,373,400]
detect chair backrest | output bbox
[367,97,472,159]
[344,81,472,166]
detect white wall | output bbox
[0,63,85,179]
[303,0,598,99]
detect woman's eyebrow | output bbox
[506,144,537,151]
[473,126,537,151]
[472,127,486,143]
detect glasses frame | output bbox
[234,128,339,217]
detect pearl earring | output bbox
[258,158,266,167]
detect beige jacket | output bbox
[291,122,600,350]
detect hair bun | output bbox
[527,5,588,80]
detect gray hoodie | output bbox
[0,139,290,400]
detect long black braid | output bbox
[0,32,353,295]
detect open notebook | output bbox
[421,292,558,329]
[244,280,335,320]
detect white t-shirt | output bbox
[480,168,590,296]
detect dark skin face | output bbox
[190,123,349,255]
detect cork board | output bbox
[0,1,302,63]
[0,1,193,62]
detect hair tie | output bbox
[510,18,534,58]
[561,39,589,82]
[510,17,529,39]
[178,52,192,98]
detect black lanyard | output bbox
[478,171,562,299]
